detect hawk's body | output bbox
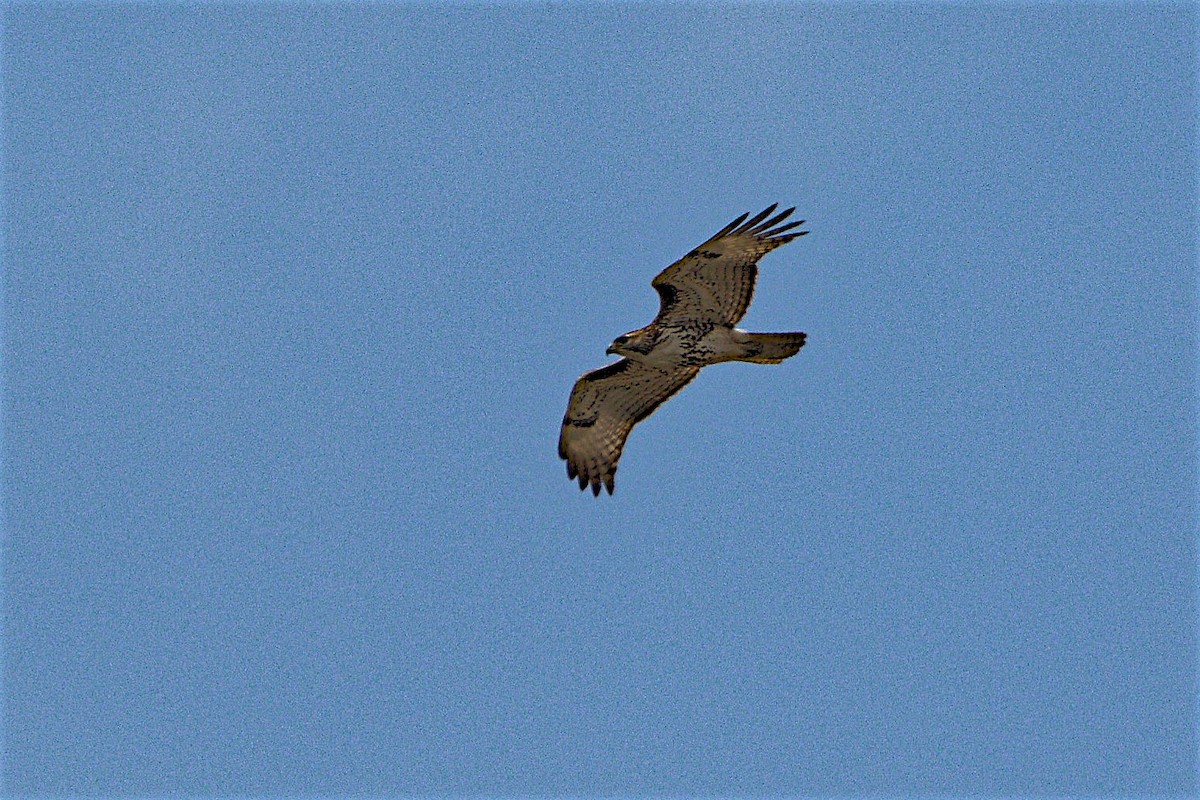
[560,204,808,495]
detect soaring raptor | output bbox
[560,204,808,495]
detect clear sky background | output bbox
[2,3,1196,797]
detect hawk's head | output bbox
[606,328,656,359]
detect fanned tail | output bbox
[738,332,807,364]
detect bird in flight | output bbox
[559,204,809,495]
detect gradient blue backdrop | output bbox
[3,3,1196,796]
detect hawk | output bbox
[560,204,809,495]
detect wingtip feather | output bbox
[752,206,796,234]
[763,219,805,237]
[712,211,750,240]
[706,205,810,244]
[737,203,778,233]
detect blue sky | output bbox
[2,3,1195,796]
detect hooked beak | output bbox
[606,345,618,356]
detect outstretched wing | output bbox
[559,359,700,496]
[652,204,807,326]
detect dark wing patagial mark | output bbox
[580,358,632,383]
[651,204,808,327]
[653,281,678,319]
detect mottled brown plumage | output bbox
[560,204,808,495]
